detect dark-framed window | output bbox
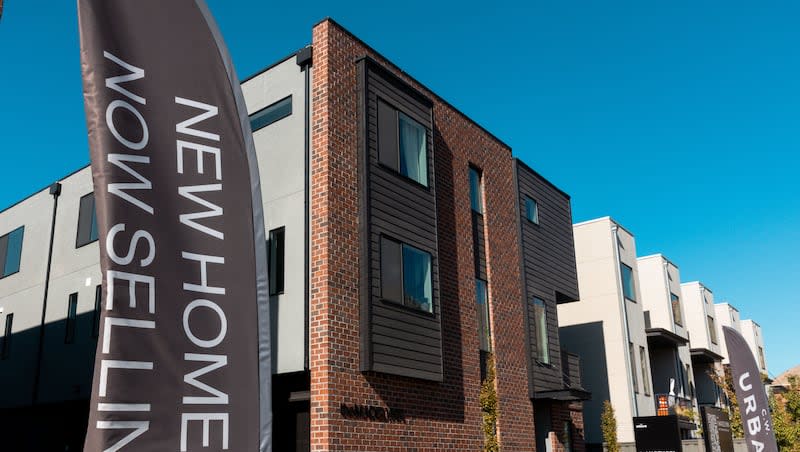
[76,193,99,247]
[620,263,637,302]
[0,226,24,278]
[640,345,651,395]
[268,227,285,295]
[65,293,78,344]
[377,99,429,187]
[670,293,683,326]
[380,236,433,314]
[629,341,639,393]
[250,96,292,132]
[707,315,718,344]
[524,197,539,224]
[758,346,766,369]
[92,285,102,338]
[469,167,483,214]
[475,279,491,352]
[1,314,12,359]
[533,298,549,364]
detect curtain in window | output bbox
[402,245,432,313]
[533,298,549,363]
[399,114,427,185]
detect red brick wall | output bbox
[310,18,535,451]
[549,402,587,452]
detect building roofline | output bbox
[680,281,714,294]
[313,17,512,152]
[514,158,571,200]
[0,163,91,216]
[741,319,760,328]
[637,253,680,269]
[240,47,308,84]
[715,302,739,312]
[572,216,635,237]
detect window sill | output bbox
[376,162,431,192]
[379,297,436,318]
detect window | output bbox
[469,167,483,213]
[640,346,651,395]
[0,226,24,278]
[525,197,539,224]
[758,347,766,369]
[533,298,550,364]
[380,237,433,314]
[620,263,637,302]
[1,314,12,359]
[249,96,292,132]
[670,293,683,326]
[378,100,429,186]
[629,342,639,393]
[707,315,718,344]
[65,293,78,344]
[76,193,99,247]
[92,285,102,338]
[268,227,285,295]
[475,279,491,352]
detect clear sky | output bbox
[0,1,797,375]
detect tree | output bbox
[709,366,744,438]
[480,354,499,452]
[772,376,800,451]
[601,400,618,452]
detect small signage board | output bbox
[633,415,683,452]
[702,406,734,452]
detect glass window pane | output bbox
[269,228,285,295]
[533,298,549,364]
[476,279,490,351]
[707,316,717,344]
[620,263,636,301]
[89,196,99,242]
[66,293,77,344]
[671,293,683,326]
[629,342,639,393]
[469,167,483,213]
[525,197,539,224]
[398,113,428,186]
[402,244,432,313]
[2,314,13,359]
[249,96,292,132]
[640,346,650,395]
[3,227,24,277]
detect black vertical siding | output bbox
[515,160,580,396]
[359,59,443,381]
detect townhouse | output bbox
[0,18,589,452]
[680,281,725,408]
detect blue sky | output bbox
[0,1,797,375]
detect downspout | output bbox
[297,46,312,370]
[32,182,61,404]
[611,224,638,417]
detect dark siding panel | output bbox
[361,60,443,381]
[516,161,580,395]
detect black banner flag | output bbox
[77,1,271,450]
[723,326,777,452]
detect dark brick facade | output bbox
[309,18,582,451]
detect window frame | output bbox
[0,226,24,279]
[249,95,292,132]
[76,192,99,248]
[524,196,539,225]
[475,278,491,352]
[92,285,102,338]
[268,227,286,296]
[469,166,483,214]
[620,263,637,302]
[377,98,431,189]
[707,315,718,344]
[379,235,434,315]
[1,313,12,359]
[630,341,639,394]
[639,345,651,395]
[65,292,78,344]
[670,292,683,327]
[533,297,550,365]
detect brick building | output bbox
[0,18,588,451]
